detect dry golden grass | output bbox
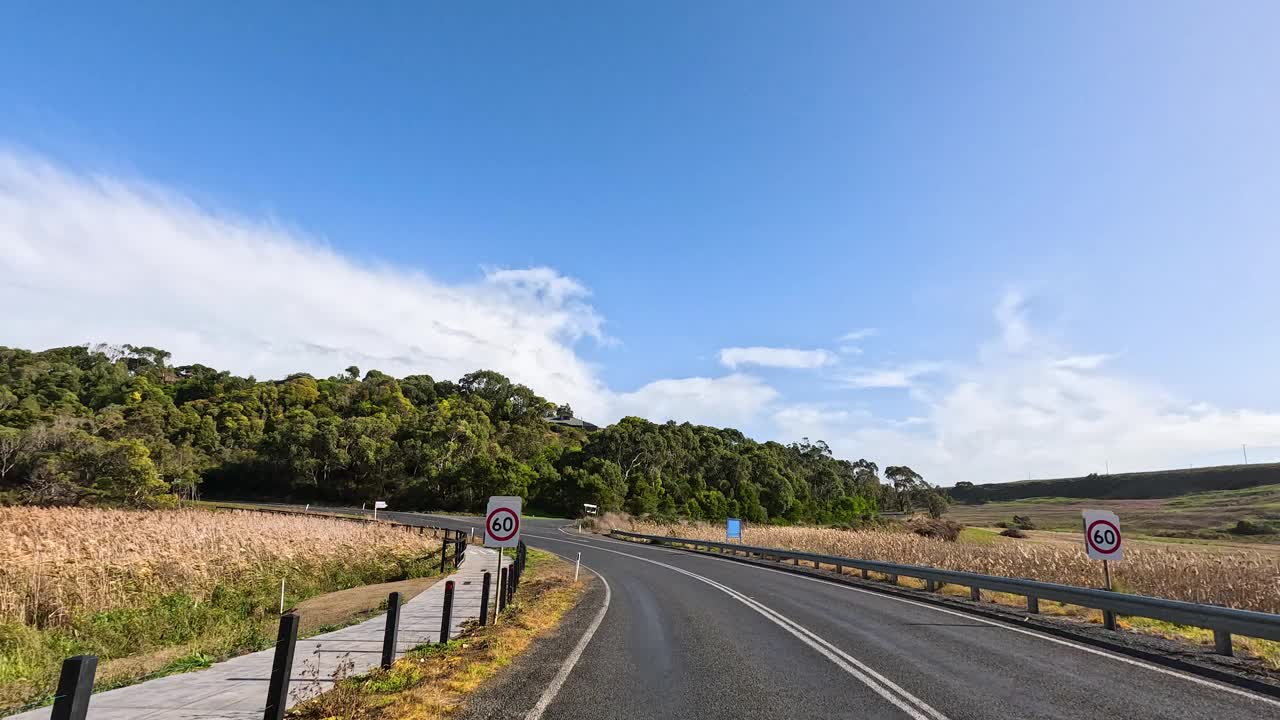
[600,515,1280,614]
[0,507,438,628]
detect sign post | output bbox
[373,500,387,521]
[726,518,742,542]
[1082,509,1123,590]
[484,496,522,623]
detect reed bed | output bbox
[0,507,436,628]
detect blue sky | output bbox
[3,3,1279,484]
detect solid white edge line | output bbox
[522,555,612,720]
[528,531,948,720]
[541,528,1280,710]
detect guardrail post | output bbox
[1214,630,1233,656]
[861,568,869,580]
[507,565,516,605]
[439,580,455,643]
[440,541,449,572]
[887,574,898,585]
[1103,610,1117,631]
[381,591,401,668]
[1027,596,1040,614]
[264,612,299,720]
[970,586,981,602]
[498,567,509,612]
[479,571,491,626]
[925,579,937,592]
[50,654,97,720]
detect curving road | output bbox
[317,509,1280,719]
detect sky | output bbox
[2,3,1280,485]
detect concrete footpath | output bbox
[11,545,502,720]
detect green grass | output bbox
[946,483,1280,543]
[957,527,1003,545]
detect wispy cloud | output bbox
[838,363,941,389]
[1053,354,1113,370]
[994,290,1031,352]
[838,328,878,342]
[836,328,877,355]
[718,346,837,370]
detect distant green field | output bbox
[946,483,1280,541]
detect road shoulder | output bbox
[455,569,606,720]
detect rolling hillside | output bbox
[948,462,1280,504]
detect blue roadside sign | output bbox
[726,517,742,540]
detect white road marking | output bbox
[522,557,612,720]
[535,529,1280,710]
[528,532,949,720]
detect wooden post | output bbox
[381,592,401,668]
[50,655,97,720]
[439,581,455,643]
[263,613,299,720]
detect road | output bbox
[296,508,1280,719]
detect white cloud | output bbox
[994,290,1031,352]
[718,346,837,370]
[838,363,941,389]
[1052,354,1113,370]
[839,328,878,342]
[837,328,876,355]
[778,291,1280,484]
[0,150,782,429]
[774,405,852,427]
[614,374,779,429]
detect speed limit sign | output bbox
[1082,509,1123,561]
[485,496,522,548]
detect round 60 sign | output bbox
[487,507,519,542]
[1081,509,1123,561]
[1086,519,1120,555]
[484,495,523,548]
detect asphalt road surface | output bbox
[287,508,1280,719]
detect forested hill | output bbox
[0,345,942,521]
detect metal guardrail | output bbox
[610,529,1280,655]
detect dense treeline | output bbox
[948,462,1280,504]
[0,345,946,521]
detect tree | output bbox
[924,491,948,519]
[61,437,172,507]
[0,426,21,481]
[885,465,923,511]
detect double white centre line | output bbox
[528,532,949,720]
